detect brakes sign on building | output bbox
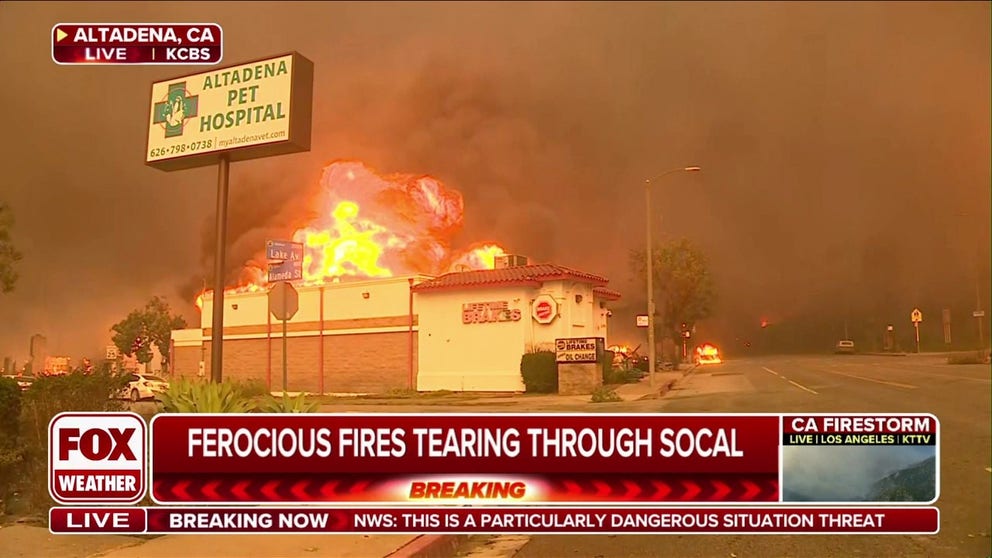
[146,52,313,171]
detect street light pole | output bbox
[955,212,986,351]
[644,166,701,388]
[976,271,984,351]
[645,186,656,388]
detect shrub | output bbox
[159,377,255,413]
[0,378,23,509]
[12,371,129,515]
[947,351,988,365]
[591,386,622,403]
[234,378,271,398]
[0,378,21,444]
[258,394,319,413]
[600,350,616,383]
[603,363,645,385]
[520,351,558,393]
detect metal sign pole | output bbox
[915,322,920,353]
[210,154,230,383]
[282,286,289,395]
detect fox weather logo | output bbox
[152,82,198,138]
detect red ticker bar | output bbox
[51,23,222,65]
[49,506,939,535]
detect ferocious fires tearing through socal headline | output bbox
[186,426,745,459]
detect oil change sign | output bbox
[555,338,599,364]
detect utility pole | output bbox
[644,166,701,388]
[976,272,985,351]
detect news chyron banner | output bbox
[52,23,222,65]
[48,413,940,535]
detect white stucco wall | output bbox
[416,286,529,391]
[198,275,431,333]
[417,281,614,392]
[179,274,616,393]
[527,281,602,351]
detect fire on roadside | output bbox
[195,161,507,309]
[695,343,722,364]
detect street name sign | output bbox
[266,240,303,262]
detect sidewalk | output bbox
[92,533,415,558]
[612,367,695,401]
[0,524,424,558]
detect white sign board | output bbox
[911,308,923,323]
[105,345,120,360]
[146,52,313,171]
[636,315,649,328]
[974,310,986,318]
[555,337,599,364]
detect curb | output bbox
[636,365,698,401]
[384,535,468,558]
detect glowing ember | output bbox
[196,161,507,308]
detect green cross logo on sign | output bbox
[152,82,198,138]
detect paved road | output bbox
[512,354,991,558]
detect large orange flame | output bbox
[196,162,507,309]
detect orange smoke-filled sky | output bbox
[0,2,988,359]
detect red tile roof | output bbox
[593,286,622,301]
[412,264,612,293]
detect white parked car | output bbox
[834,340,856,354]
[122,373,170,402]
[2,374,35,391]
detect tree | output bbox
[0,203,23,294]
[111,297,187,372]
[631,238,717,354]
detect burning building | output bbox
[170,162,621,393]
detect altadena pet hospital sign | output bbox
[145,52,313,171]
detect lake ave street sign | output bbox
[266,239,304,282]
[266,239,303,262]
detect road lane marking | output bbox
[763,366,818,394]
[817,369,918,389]
[788,380,819,394]
[877,368,991,384]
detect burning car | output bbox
[695,343,722,365]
